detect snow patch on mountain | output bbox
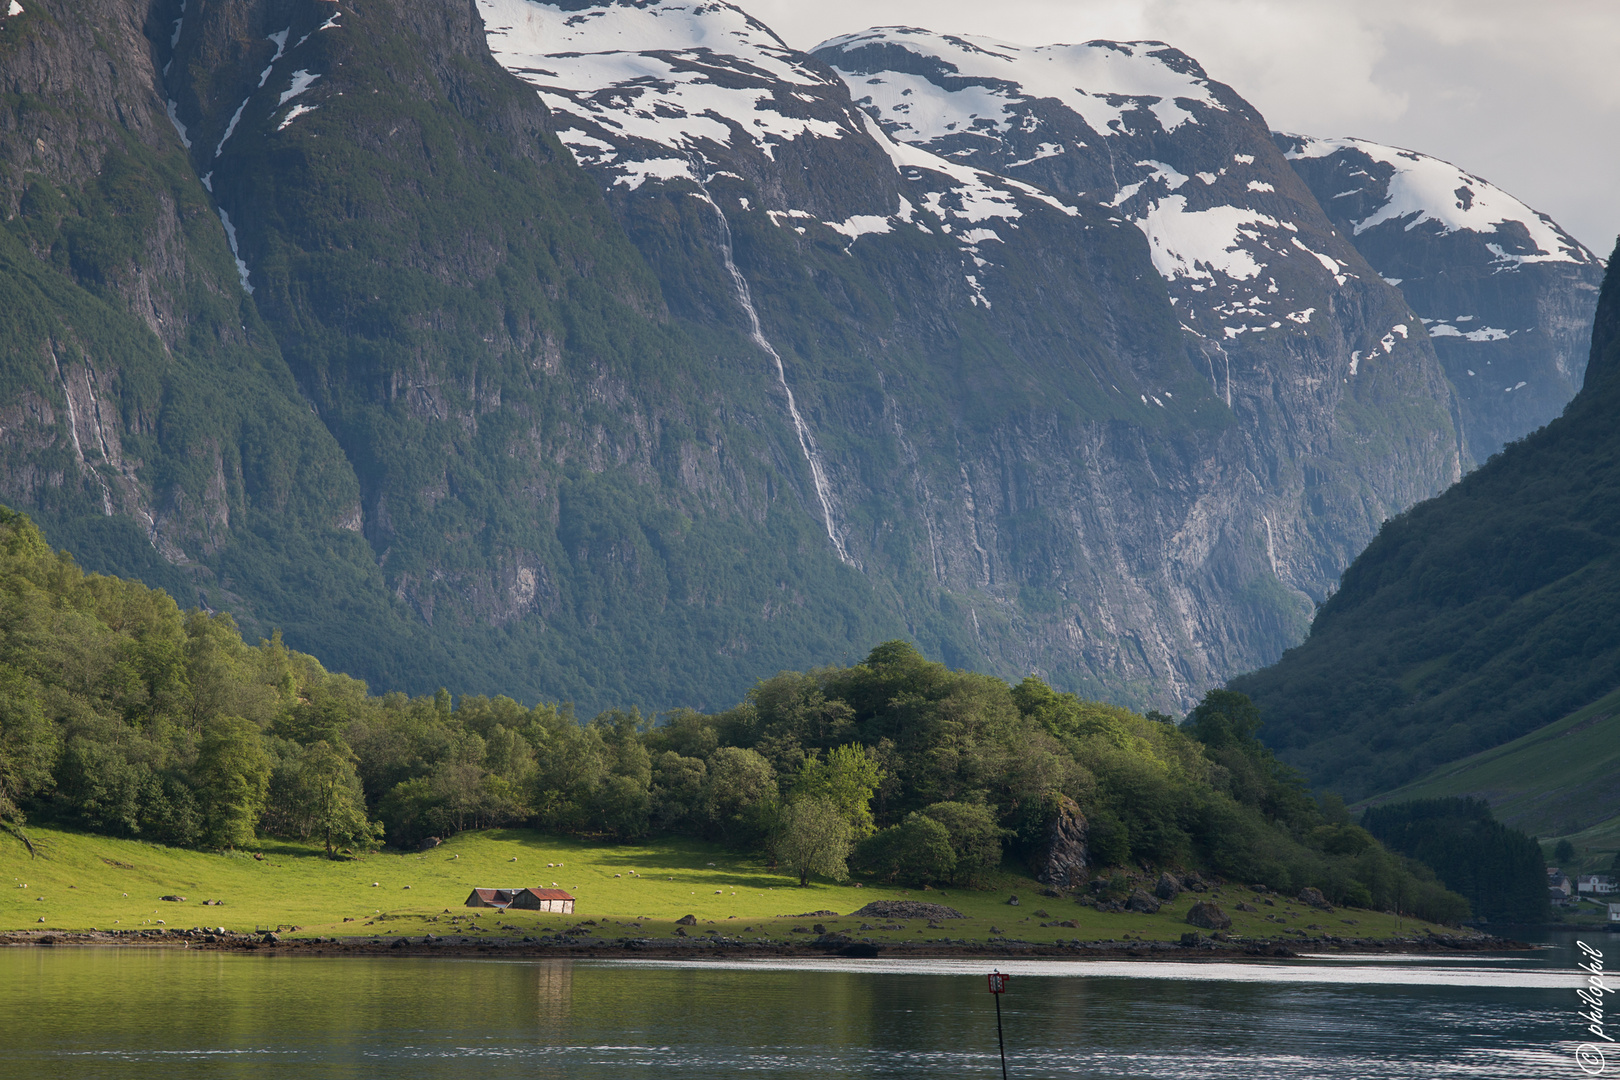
[816,26,1224,139]
[476,0,857,176]
[1282,135,1591,268]
[278,70,321,107]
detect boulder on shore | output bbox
[1154,872,1181,900]
[1186,901,1232,930]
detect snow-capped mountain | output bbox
[814,29,1435,383]
[1277,134,1605,460]
[6,0,1590,715]
[478,0,1107,302]
[470,1,1466,703]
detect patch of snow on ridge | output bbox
[6,2,23,18]
[216,209,253,293]
[1284,134,1590,266]
[817,27,1223,138]
[612,158,692,190]
[277,104,318,131]
[278,70,321,106]
[1136,198,1276,283]
[475,0,855,169]
[824,214,893,242]
[258,30,290,88]
[165,100,192,148]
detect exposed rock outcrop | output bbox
[1029,796,1089,888]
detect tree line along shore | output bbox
[0,506,1547,930]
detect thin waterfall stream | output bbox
[698,180,852,565]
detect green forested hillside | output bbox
[0,505,1467,921]
[1232,239,1620,798]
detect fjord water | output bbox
[2,933,1601,1078]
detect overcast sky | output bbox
[749,0,1617,257]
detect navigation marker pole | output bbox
[987,969,1011,1079]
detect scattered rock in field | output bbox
[1033,909,1050,918]
[1236,901,1259,913]
[1154,873,1182,901]
[1007,894,1020,906]
[1126,889,1161,914]
[813,924,826,933]
[1180,932,1204,946]
[1186,901,1232,930]
[791,910,839,918]
[675,914,697,926]
[1298,887,1329,908]
[159,895,185,902]
[418,837,441,851]
[848,901,965,921]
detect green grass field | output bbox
[0,826,1446,944]
[1361,686,1620,873]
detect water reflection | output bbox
[1,930,1606,1079]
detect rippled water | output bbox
[2,931,1608,1078]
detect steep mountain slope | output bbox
[1363,686,1620,845]
[0,0,401,648]
[811,27,1464,617]
[1277,134,1605,461]
[473,2,1470,706]
[158,0,909,707]
[1232,240,1620,798]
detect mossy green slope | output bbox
[1362,687,1620,869]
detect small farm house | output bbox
[465,887,575,914]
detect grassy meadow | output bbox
[1,826,1445,945]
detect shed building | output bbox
[509,887,575,914]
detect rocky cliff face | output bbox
[1276,134,1605,462]
[0,0,1589,714]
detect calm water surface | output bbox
[1,930,1608,1078]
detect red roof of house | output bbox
[521,888,574,901]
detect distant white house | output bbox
[1610,902,1620,925]
[1577,874,1617,895]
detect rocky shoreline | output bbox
[1,927,1528,961]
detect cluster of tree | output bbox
[1362,798,1551,924]
[0,507,1468,922]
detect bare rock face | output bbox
[1186,901,1232,930]
[1030,795,1089,889]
